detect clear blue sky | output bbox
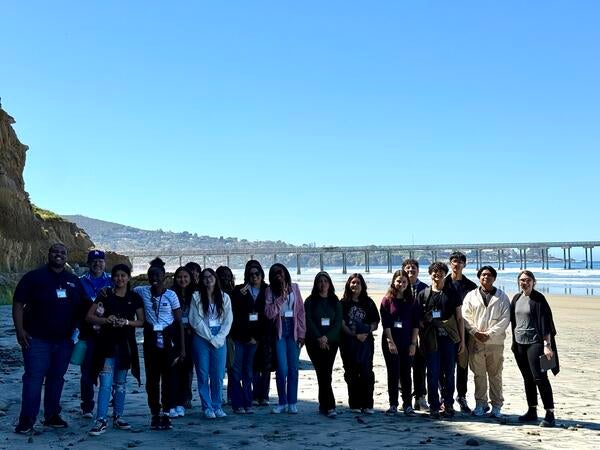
[2,1,599,249]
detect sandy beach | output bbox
[1,293,599,449]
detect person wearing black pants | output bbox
[380,270,420,416]
[304,272,343,418]
[510,270,559,428]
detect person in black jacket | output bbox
[230,260,268,413]
[510,270,559,428]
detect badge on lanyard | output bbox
[153,323,164,331]
[209,318,221,327]
[284,310,294,318]
[249,313,258,322]
[181,316,189,325]
[432,310,441,319]
[56,288,67,299]
[321,317,330,326]
[394,321,403,328]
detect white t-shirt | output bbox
[134,286,180,328]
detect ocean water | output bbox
[136,259,600,297]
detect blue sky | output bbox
[2,1,599,249]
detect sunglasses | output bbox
[249,271,261,277]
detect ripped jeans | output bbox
[96,357,128,420]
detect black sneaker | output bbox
[429,410,440,419]
[150,415,161,430]
[43,415,68,428]
[518,407,538,422]
[441,406,455,418]
[456,396,471,414]
[539,410,555,428]
[14,420,34,435]
[160,414,172,430]
[113,416,131,430]
[89,419,108,436]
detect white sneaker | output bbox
[362,408,375,415]
[415,396,429,411]
[271,404,287,414]
[204,409,216,419]
[288,404,298,414]
[175,406,185,417]
[168,408,178,418]
[472,405,485,417]
[489,405,502,418]
[214,408,227,418]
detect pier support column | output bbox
[585,248,589,269]
[524,249,527,269]
[203,255,207,268]
[179,255,182,266]
[563,248,567,269]
[226,255,230,267]
[591,247,594,269]
[387,251,392,273]
[274,254,277,264]
[568,247,572,269]
[296,254,301,275]
[250,254,254,261]
[497,250,501,270]
[319,253,324,271]
[342,253,347,274]
[501,249,505,270]
[365,251,370,273]
[541,249,545,270]
[519,249,523,270]
[409,251,414,260]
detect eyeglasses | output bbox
[249,271,260,277]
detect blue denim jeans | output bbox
[193,334,227,411]
[231,341,257,409]
[96,357,128,420]
[19,338,74,424]
[275,318,300,406]
[425,335,457,411]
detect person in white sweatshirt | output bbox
[461,266,510,419]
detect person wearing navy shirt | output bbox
[13,243,90,434]
[79,250,113,417]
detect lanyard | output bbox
[209,303,217,318]
[152,293,163,322]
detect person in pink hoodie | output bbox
[265,263,306,414]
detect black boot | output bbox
[518,406,538,422]
[539,410,555,427]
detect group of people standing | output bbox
[11,244,560,437]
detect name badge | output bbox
[321,317,330,326]
[284,310,294,318]
[432,310,441,319]
[181,317,189,325]
[209,319,221,327]
[153,324,164,331]
[249,313,258,322]
[56,288,67,299]
[394,321,403,328]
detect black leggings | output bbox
[382,339,413,408]
[513,342,554,410]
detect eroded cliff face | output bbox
[0,106,115,279]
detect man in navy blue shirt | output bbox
[78,249,112,417]
[12,243,89,434]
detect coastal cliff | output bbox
[0,105,126,302]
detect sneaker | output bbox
[252,399,260,406]
[160,414,173,430]
[259,399,270,407]
[168,408,179,418]
[489,405,502,419]
[441,406,455,418]
[385,405,398,415]
[271,404,287,414]
[175,406,185,417]
[414,396,429,411]
[82,411,94,419]
[214,408,227,418]
[150,415,160,430]
[472,405,485,417]
[539,410,555,428]
[89,419,108,436]
[362,408,375,415]
[288,404,298,414]
[429,410,440,419]
[518,407,538,422]
[233,408,246,415]
[349,408,362,414]
[113,416,131,430]
[456,396,471,414]
[244,407,254,414]
[43,415,68,428]
[326,409,337,418]
[403,406,416,417]
[14,420,34,435]
[204,409,216,419]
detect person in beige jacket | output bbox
[461,266,510,419]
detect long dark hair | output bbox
[342,273,369,302]
[310,271,337,299]
[199,268,224,317]
[268,263,292,297]
[172,266,194,308]
[385,269,413,303]
[111,263,132,292]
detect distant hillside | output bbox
[62,215,294,253]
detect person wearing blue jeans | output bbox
[417,262,465,419]
[231,341,258,412]
[13,243,89,434]
[188,268,233,419]
[275,318,301,409]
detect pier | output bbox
[124,241,599,274]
